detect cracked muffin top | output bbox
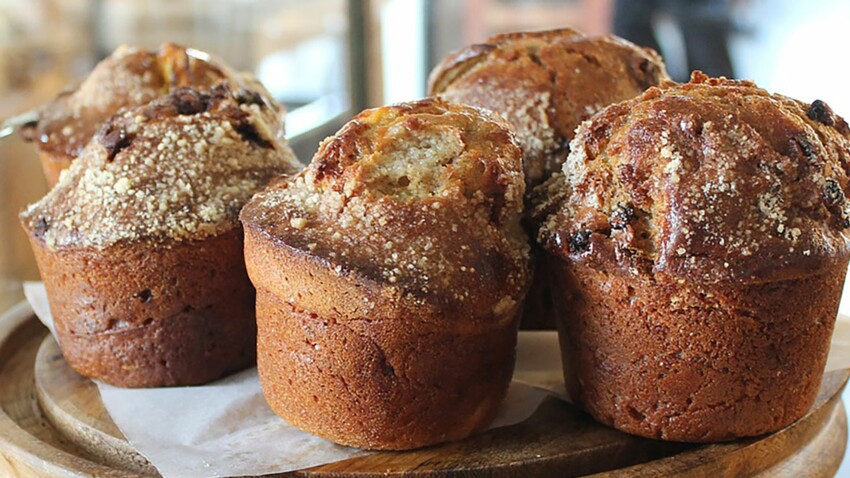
[241,97,530,314]
[21,84,300,249]
[533,72,850,284]
[21,43,281,163]
[429,28,669,188]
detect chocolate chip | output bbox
[789,134,815,158]
[610,202,634,229]
[380,360,395,377]
[807,100,835,126]
[235,88,264,106]
[233,118,273,149]
[823,178,850,227]
[34,217,50,237]
[202,83,225,99]
[172,88,210,115]
[824,178,845,206]
[570,230,592,252]
[635,58,661,89]
[135,289,153,303]
[99,125,133,161]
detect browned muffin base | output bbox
[38,149,72,188]
[29,229,256,387]
[246,228,518,450]
[551,259,847,442]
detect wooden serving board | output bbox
[0,301,848,478]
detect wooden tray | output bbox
[0,301,847,477]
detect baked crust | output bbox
[552,258,846,441]
[21,84,299,387]
[535,72,850,441]
[21,83,299,249]
[429,28,669,187]
[30,229,256,387]
[535,72,850,283]
[20,43,283,186]
[246,228,519,449]
[241,97,531,449]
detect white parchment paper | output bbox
[24,282,556,478]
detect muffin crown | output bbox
[306,98,524,223]
[21,84,300,249]
[21,43,279,161]
[241,98,530,311]
[535,72,850,283]
[429,28,669,186]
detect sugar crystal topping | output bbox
[22,86,300,249]
[26,43,279,161]
[534,73,850,282]
[241,98,530,307]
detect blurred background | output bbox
[0,0,849,311]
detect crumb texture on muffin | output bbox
[21,85,300,249]
[242,97,530,310]
[535,72,850,283]
[429,28,670,186]
[22,43,280,162]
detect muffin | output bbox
[20,43,277,186]
[429,28,669,329]
[240,98,530,450]
[428,27,669,189]
[20,84,300,387]
[534,72,850,441]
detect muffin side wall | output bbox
[551,256,848,442]
[30,228,256,387]
[245,226,519,450]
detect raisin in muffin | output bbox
[240,98,530,450]
[533,72,850,441]
[20,85,300,387]
[429,28,669,330]
[20,43,279,186]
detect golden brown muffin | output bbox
[20,84,300,387]
[20,43,279,186]
[429,28,670,330]
[429,27,669,188]
[533,72,850,441]
[241,98,531,450]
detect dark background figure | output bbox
[614,0,737,81]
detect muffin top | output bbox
[534,72,850,283]
[241,97,530,312]
[429,28,669,187]
[21,84,300,249]
[21,43,279,162]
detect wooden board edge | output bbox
[0,302,143,478]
